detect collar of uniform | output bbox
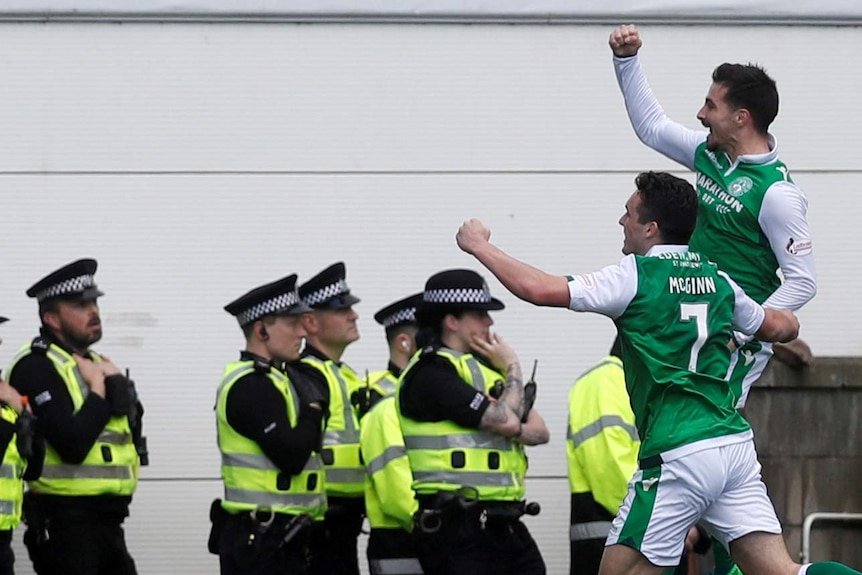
[37,326,91,358]
[302,343,338,365]
[738,133,779,165]
[644,244,689,258]
[387,360,402,379]
[239,350,279,369]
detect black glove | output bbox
[290,373,328,414]
[104,374,131,417]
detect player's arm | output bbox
[759,181,817,310]
[609,25,706,170]
[724,272,799,343]
[456,218,571,307]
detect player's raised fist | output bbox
[609,24,642,58]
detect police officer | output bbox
[354,293,423,419]
[398,269,549,575]
[0,316,44,575]
[294,262,364,575]
[216,273,327,575]
[566,337,639,575]
[7,259,143,575]
[360,294,424,575]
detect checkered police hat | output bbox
[26,258,105,303]
[374,293,423,328]
[298,262,361,310]
[417,269,504,314]
[224,273,312,327]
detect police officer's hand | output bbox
[609,24,642,58]
[456,218,491,255]
[96,355,122,377]
[292,376,328,414]
[73,354,106,398]
[471,332,518,374]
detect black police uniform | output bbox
[399,269,546,575]
[8,259,142,575]
[293,262,364,575]
[216,274,326,575]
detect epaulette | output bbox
[30,337,50,355]
[252,359,272,374]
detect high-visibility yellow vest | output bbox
[567,356,639,541]
[366,370,398,398]
[398,348,527,502]
[0,405,25,529]
[216,360,326,518]
[9,342,138,497]
[360,396,416,531]
[301,356,364,498]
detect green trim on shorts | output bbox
[618,465,662,550]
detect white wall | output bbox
[0,22,859,574]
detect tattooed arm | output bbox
[473,333,525,437]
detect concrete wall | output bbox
[746,358,862,567]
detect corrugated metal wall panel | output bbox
[0,21,858,574]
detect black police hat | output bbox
[225,273,312,327]
[299,262,360,310]
[417,269,505,314]
[374,293,423,328]
[26,258,104,303]
[0,317,7,324]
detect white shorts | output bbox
[605,439,781,567]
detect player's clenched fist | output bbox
[609,24,642,58]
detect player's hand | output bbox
[456,218,491,255]
[609,24,642,58]
[471,332,518,373]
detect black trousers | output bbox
[218,513,311,575]
[570,538,605,575]
[413,509,545,575]
[308,496,364,575]
[0,530,13,575]
[48,518,136,575]
[367,527,422,575]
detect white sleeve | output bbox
[613,55,706,171]
[759,181,817,310]
[721,271,766,335]
[567,255,638,319]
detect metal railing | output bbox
[800,512,862,563]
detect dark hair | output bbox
[635,171,698,245]
[385,323,416,346]
[415,309,466,348]
[712,63,778,134]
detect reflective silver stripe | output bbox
[0,500,14,516]
[324,468,366,484]
[568,415,639,448]
[369,557,424,575]
[413,471,514,487]
[98,430,132,445]
[570,521,613,541]
[223,453,323,472]
[404,433,511,452]
[462,356,487,392]
[216,365,257,397]
[330,365,357,431]
[224,487,324,509]
[366,445,406,475]
[323,430,361,445]
[572,358,622,384]
[40,464,133,480]
[0,464,16,479]
[47,348,90,401]
[376,376,397,395]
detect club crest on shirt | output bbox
[727,176,753,197]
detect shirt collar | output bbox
[737,133,779,165]
[644,244,690,257]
